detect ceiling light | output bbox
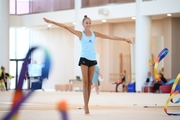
[167,14,171,16]
[131,17,136,20]
[22,27,26,29]
[102,19,106,22]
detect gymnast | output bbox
[43,15,132,115]
[91,65,103,94]
[0,66,6,91]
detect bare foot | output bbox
[84,105,89,114]
[85,113,90,116]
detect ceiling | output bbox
[27,12,180,29]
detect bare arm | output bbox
[94,31,132,44]
[43,18,82,39]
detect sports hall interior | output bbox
[0,0,180,120]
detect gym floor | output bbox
[0,91,179,120]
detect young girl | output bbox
[0,66,6,91]
[43,15,132,115]
[5,73,14,91]
[91,65,103,94]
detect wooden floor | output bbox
[0,90,180,120]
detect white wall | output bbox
[30,28,74,89]
[10,0,180,27]
[142,0,180,16]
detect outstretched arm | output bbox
[43,18,82,39]
[94,31,132,44]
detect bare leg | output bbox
[91,84,95,90]
[80,65,89,114]
[0,81,3,91]
[91,83,99,94]
[9,81,11,90]
[95,83,99,94]
[80,65,95,114]
[122,82,126,92]
[0,81,5,92]
[4,81,8,91]
[2,82,5,92]
[87,66,95,106]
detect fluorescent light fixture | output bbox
[131,17,136,20]
[22,27,26,29]
[102,19,106,22]
[167,14,171,16]
[47,24,52,28]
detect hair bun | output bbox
[84,15,87,18]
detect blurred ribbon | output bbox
[57,100,68,120]
[153,48,169,82]
[151,48,180,116]
[164,73,180,116]
[2,47,51,120]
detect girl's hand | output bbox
[125,39,132,44]
[43,18,52,23]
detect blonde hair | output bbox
[82,15,90,23]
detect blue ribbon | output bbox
[2,47,51,120]
[152,48,169,66]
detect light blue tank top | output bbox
[80,31,96,60]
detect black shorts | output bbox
[0,76,4,80]
[78,57,97,67]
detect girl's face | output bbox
[82,18,91,30]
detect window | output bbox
[9,28,30,89]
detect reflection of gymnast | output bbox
[116,70,126,92]
[43,16,132,115]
